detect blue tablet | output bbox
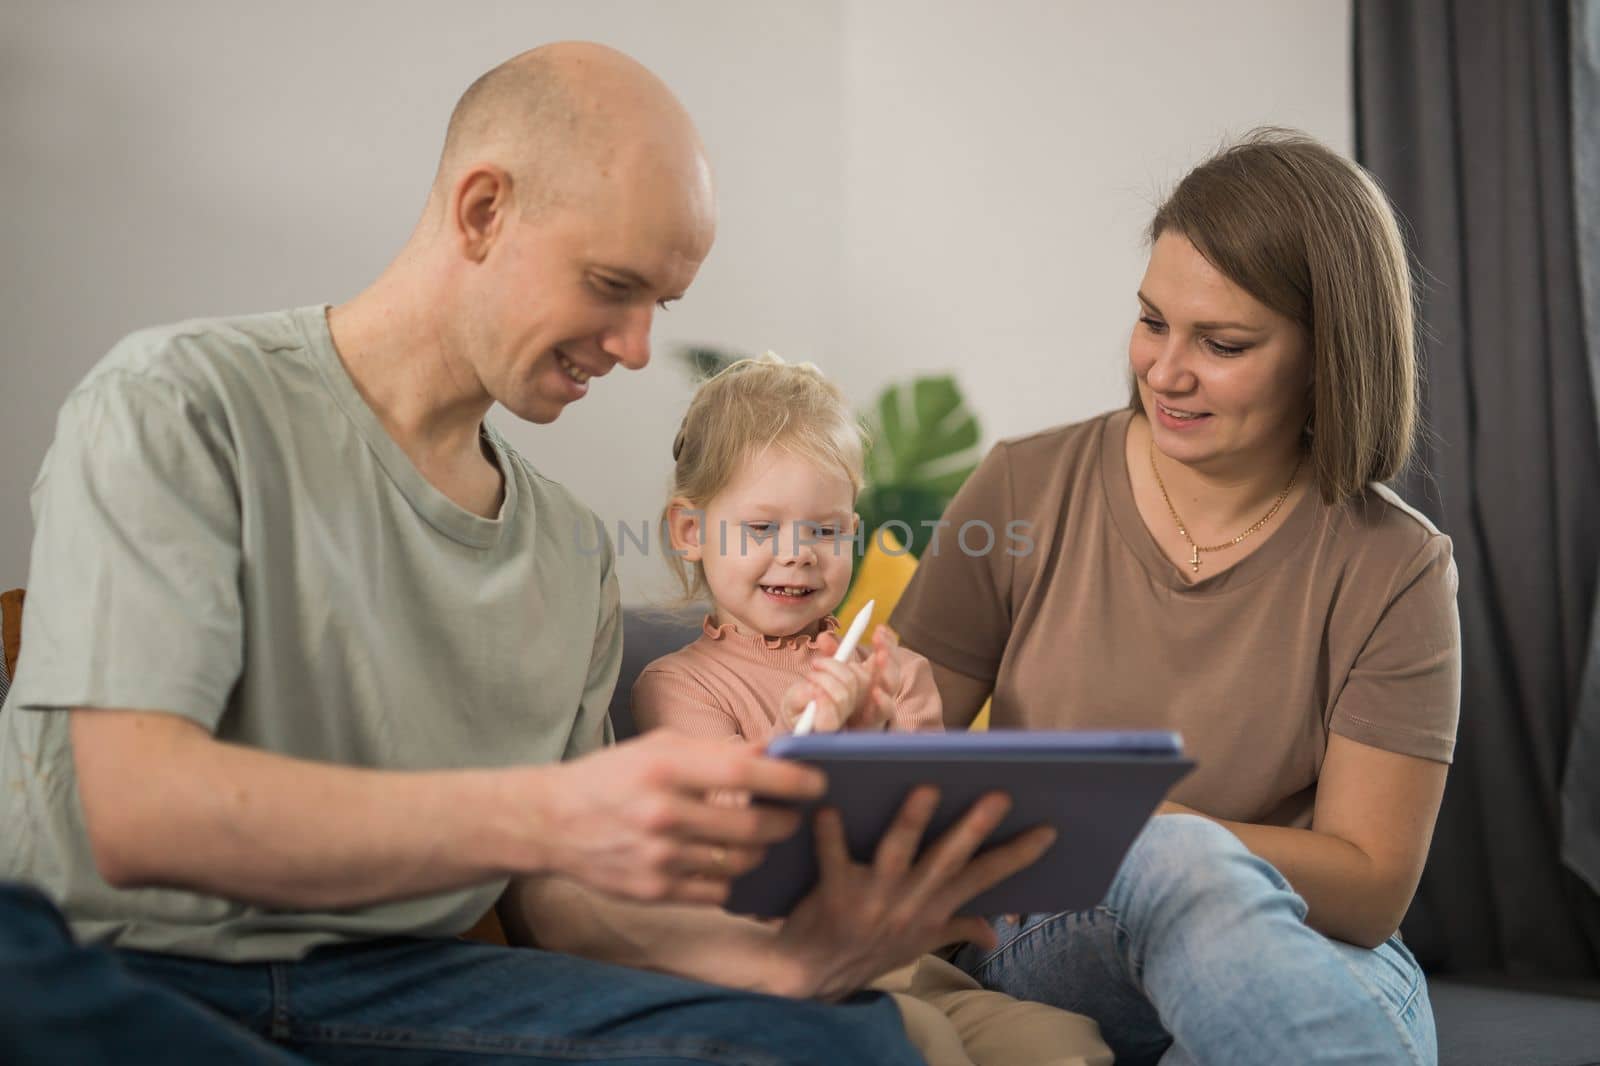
[725,730,1194,918]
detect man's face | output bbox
[464,154,715,424]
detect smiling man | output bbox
[0,42,1046,1064]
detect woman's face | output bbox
[1130,231,1313,473]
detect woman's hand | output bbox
[771,786,1058,1000]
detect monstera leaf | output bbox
[857,376,982,558]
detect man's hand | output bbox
[772,787,1057,1000]
[527,731,825,905]
[502,786,1057,1002]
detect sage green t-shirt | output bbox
[0,306,619,961]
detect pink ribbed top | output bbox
[631,615,943,742]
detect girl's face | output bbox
[671,448,858,639]
[1130,231,1313,474]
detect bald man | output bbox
[0,43,1049,1064]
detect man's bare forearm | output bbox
[500,875,813,998]
[72,709,543,910]
[504,791,1053,1005]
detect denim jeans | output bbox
[0,881,308,1064]
[950,815,1437,1066]
[2,881,920,1065]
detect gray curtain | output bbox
[1354,0,1600,978]
[1564,0,1600,899]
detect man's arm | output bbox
[501,788,1059,1001]
[501,878,804,995]
[72,710,824,910]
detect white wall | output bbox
[0,0,1349,604]
[837,0,1352,435]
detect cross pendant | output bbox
[1190,545,1200,573]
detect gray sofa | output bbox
[610,607,1600,1066]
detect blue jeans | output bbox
[2,882,919,1065]
[0,881,307,1064]
[951,815,1437,1066]
[118,932,922,1065]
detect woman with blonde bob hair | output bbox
[893,129,1459,1064]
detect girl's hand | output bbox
[778,629,900,734]
[845,628,902,732]
[779,645,864,734]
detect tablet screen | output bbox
[728,729,1193,918]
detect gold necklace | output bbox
[1148,440,1301,574]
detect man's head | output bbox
[421,43,716,424]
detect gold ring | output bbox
[710,845,729,873]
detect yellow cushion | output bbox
[837,531,991,731]
[837,529,918,642]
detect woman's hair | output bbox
[1139,127,1419,503]
[663,353,866,602]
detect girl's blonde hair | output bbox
[663,353,866,602]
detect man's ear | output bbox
[666,499,705,561]
[453,165,514,263]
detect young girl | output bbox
[632,355,1111,1066]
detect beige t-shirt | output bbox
[891,409,1460,829]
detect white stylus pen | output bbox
[792,599,875,736]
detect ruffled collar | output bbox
[700,613,842,652]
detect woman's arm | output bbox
[889,442,1020,729]
[1169,533,1458,949]
[926,660,994,731]
[1163,733,1446,949]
